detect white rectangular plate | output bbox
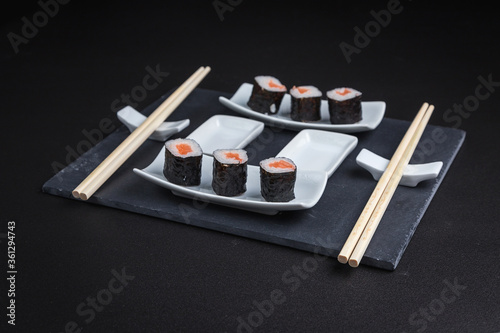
[133,116,359,214]
[133,153,328,215]
[277,129,358,177]
[187,114,264,154]
[219,83,385,133]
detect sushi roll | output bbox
[163,138,203,186]
[326,87,363,124]
[247,75,287,114]
[290,85,322,122]
[259,157,296,202]
[212,149,248,196]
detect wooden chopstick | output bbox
[74,66,206,197]
[337,102,433,265]
[348,104,434,267]
[72,66,211,200]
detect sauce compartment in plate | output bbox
[277,129,358,177]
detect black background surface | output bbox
[1,1,499,332]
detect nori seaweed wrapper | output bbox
[260,166,296,202]
[247,78,286,114]
[290,95,321,122]
[163,148,202,186]
[212,157,247,197]
[328,94,362,124]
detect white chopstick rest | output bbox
[356,148,443,187]
[116,106,190,142]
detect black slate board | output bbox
[42,88,466,270]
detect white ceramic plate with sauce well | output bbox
[132,115,362,214]
[219,83,385,133]
[134,152,328,215]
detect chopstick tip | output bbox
[337,255,348,264]
[348,259,360,268]
[72,190,89,200]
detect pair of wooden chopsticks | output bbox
[72,66,211,201]
[338,102,435,267]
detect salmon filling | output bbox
[336,88,352,96]
[268,80,285,90]
[297,87,310,94]
[269,160,295,169]
[176,143,193,155]
[224,152,243,163]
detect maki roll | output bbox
[212,149,248,196]
[247,76,287,114]
[326,87,363,124]
[163,138,203,186]
[290,85,322,122]
[260,157,296,202]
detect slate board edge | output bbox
[386,130,466,270]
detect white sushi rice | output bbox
[260,157,296,173]
[326,87,362,102]
[165,138,203,157]
[290,85,322,99]
[213,149,248,164]
[255,75,287,92]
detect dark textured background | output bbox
[1,1,499,332]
